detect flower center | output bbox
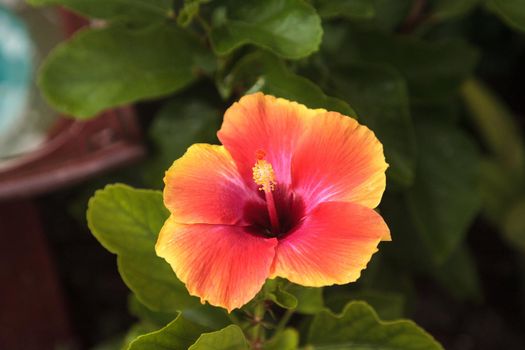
[252,150,280,234]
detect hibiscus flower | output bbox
[156,93,390,311]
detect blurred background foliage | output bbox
[24,0,525,349]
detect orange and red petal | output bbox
[164,144,262,225]
[218,93,322,187]
[156,216,278,311]
[270,201,390,287]
[291,111,387,211]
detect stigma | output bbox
[252,150,277,192]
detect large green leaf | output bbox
[313,0,375,19]
[227,51,355,116]
[209,0,322,59]
[87,184,201,311]
[331,63,416,188]
[325,26,478,102]
[308,301,443,349]
[144,97,221,188]
[189,325,249,350]
[488,0,525,32]
[39,24,214,118]
[28,0,173,23]
[406,122,481,264]
[128,314,209,350]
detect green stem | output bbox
[249,301,266,349]
[273,309,294,337]
[195,13,211,33]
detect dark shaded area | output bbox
[413,218,525,350]
[37,189,134,349]
[467,10,525,118]
[0,200,73,349]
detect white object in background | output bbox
[0,3,62,159]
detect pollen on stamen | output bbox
[252,151,277,192]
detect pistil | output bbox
[252,150,280,234]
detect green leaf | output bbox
[432,0,481,19]
[357,291,405,320]
[488,0,525,32]
[285,284,324,314]
[189,325,249,350]
[209,0,322,59]
[462,79,525,173]
[129,294,178,327]
[264,329,298,350]
[325,289,405,320]
[181,306,233,330]
[326,26,478,102]
[116,240,201,312]
[144,97,221,188]
[331,62,416,188]
[39,24,214,118]
[122,323,160,350]
[28,0,173,23]
[91,322,158,350]
[308,301,443,350]
[267,287,298,310]
[433,245,482,302]
[313,0,375,20]
[87,184,168,255]
[129,314,210,350]
[87,184,201,311]
[227,51,355,116]
[261,279,298,310]
[406,122,481,264]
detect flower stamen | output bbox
[252,150,280,234]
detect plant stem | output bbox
[399,0,429,34]
[273,309,294,337]
[195,13,211,33]
[249,301,266,349]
